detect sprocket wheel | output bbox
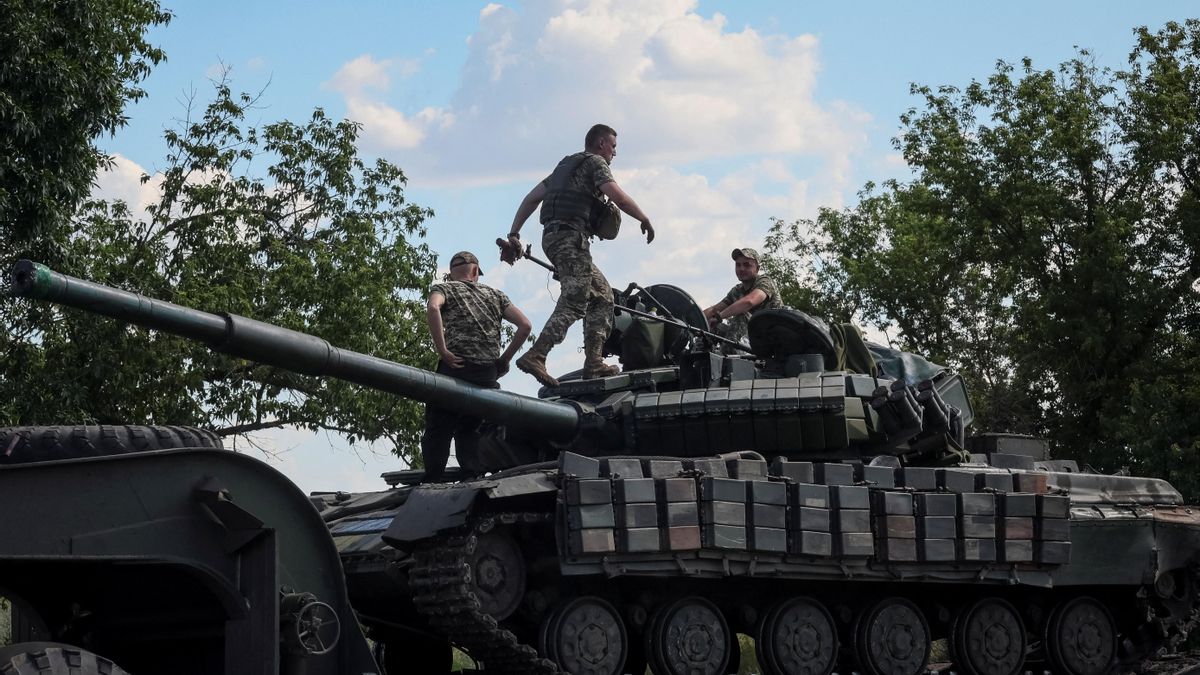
[468,529,527,621]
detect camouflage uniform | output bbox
[716,274,783,347]
[422,279,511,482]
[528,153,616,360]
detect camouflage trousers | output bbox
[535,229,613,354]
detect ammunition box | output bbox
[752,388,779,451]
[617,503,659,529]
[773,459,815,484]
[791,483,830,509]
[794,507,831,532]
[1037,540,1072,564]
[560,452,601,479]
[883,538,918,562]
[961,515,997,539]
[751,527,788,553]
[666,525,701,551]
[901,467,938,491]
[619,528,662,553]
[566,479,612,505]
[658,477,697,502]
[960,538,997,562]
[752,503,787,529]
[979,472,1014,492]
[570,528,616,555]
[938,468,978,493]
[751,480,787,505]
[795,530,833,557]
[605,458,644,479]
[846,374,878,398]
[1038,495,1071,519]
[702,501,747,526]
[1003,517,1035,540]
[700,477,747,502]
[920,538,957,562]
[665,502,700,527]
[1014,472,1049,494]
[880,515,917,539]
[704,388,732,452]
[690,458,729,478]
[837,509,872,533]
[728,459,768,480]
[1037,517,1070,541]
[959,493,996,516]
[985,452,1036,470]
[916,493,957,517]
[614,478,657,504]
[703,524,747,550]
[832,485,870,509]
[1003,540,1034,563]
[568,504,616,530]
[1003,493,1037,517]
[878,491,914,515]
[816,463,854,486]
[839,532,875,557]
[860,465,897,489]
[648,460,684,479]
[919,516,958,539]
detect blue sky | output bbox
[94,1,1188,493]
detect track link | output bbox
[409,517,563,675]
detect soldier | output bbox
[422,251,531,482]
[504,123,655,388]
[703,247,783,349]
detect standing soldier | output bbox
[703,247,783,350]
[423,251,531,482]
[504,124,656,388]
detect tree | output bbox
[2,81,439,462]
[764,20,1200,498]
[0,0,170,252]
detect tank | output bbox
[11,259,1200,675]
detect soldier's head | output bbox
[731,248,760,282]
[586,124,618,164]
[448,251,482,282]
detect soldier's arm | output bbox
[498,304,533,367]
[509,182,548,240]
[717,289,768,320]
[600,181,654,243]
[426,292,463,368]
[703,300,729,321]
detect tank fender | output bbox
[483,470,558,499]
[382,484,483,546]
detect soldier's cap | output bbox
[731,247,760,262]
[450,251,483,275]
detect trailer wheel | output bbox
[0,425,222,465]
[0,642,131,675]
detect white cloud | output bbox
[91,154,162,217]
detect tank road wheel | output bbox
[467,529,526,621]
[952,598,1027,675]
[757,597,838,675]
[854,598,931,675]
[539,596,628,675]
[1045,597,1117,675]
[0,425,222,465]
[646,597,731,675]
[0,642,131,674]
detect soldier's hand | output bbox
[496,358,511,378]
[439,349,464,368]
[640,219,655,244]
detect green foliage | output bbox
[2,81,438,461]
[0,0,170,250]
[765,20,1200,498]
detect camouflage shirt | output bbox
[429,280,512,364]
[722,274,783,315]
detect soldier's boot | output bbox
[516,340,559,388]
[582,335,621,380]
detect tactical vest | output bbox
[539,152,598,232]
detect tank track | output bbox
[409,515,563,675]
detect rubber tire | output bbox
[0,642,131,675]
[0,425,222,465]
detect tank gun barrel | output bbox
[10,261,580,440]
